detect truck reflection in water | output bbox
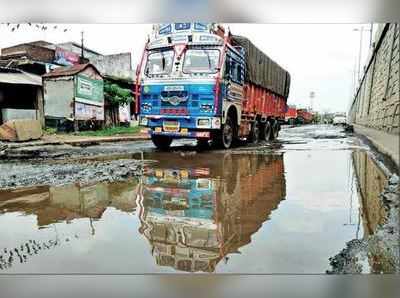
[137,153,286,272]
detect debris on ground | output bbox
[0,119,42,141]
[0,159,144,189]
[327,173,400,274]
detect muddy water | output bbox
[0,140,393,273]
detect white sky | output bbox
[0,23,375,113]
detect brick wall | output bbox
[349,23,400,134]
[1,44,54,63]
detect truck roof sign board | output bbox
[157,23,211,36]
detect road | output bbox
[0,124,398,274]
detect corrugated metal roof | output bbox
[0,68,42,86]
[42,63,100,78]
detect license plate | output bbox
[163,121,180,132]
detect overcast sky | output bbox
[0,23,375,113]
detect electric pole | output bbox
[309,91,315,111]
[80,30,85,63]
[369,23,373,48]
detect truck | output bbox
[332,113,347,126]
[137,152,286,272]
[135,23,291,149]
[296,108,313,124]
[284,105,297,125]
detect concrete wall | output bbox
[349,23,400,135]
[43,77,74,119]
[1,109,37,121]
[352,150,387,237]
[90,52,135,80]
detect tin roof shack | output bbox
[0,67,43,141]
[0,41,55,75]
[43,63,104,132]
[0,40,96,75]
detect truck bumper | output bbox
[150,129,210,139]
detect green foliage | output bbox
[44,127,57,134]
[75,126,141,137]
[104,81,132,106]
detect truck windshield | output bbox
[145,50,174,76]
[183,49,220,74]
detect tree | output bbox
[104,81,132,106]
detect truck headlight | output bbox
[211,117,221,129]
[140,116,148,126]
[197,118,211,128]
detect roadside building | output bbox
[0,67,43,140]
[0,41,57,75]
[0,40,98,75]
[56,42,102,60]
[42,63,104,131]
[2,41,136,128]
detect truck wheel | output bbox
[270,121,279,140]
[213,117,234,149]
[260,122,272,141]
[151,135,173,150]
[249,122,259,144]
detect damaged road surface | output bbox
[0,125,398,274]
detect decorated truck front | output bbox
[136,23,234,149]
[136,23,290,150]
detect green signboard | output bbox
[75,74,104,105]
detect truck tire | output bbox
[270,120,279,140]
[260,122,272,141]
[213,117,234,149]
[151,135,173,150]
[249,121,259,144]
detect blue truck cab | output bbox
[136,23,246,149]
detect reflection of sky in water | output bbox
[0,147,388,273]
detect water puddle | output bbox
[0,148,394,273]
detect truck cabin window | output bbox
[183,49,220,74]
[145,50,174,76]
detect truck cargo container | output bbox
[136,23,291,149]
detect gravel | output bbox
[327,173,400,274]
[0,159,144,189]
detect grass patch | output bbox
[75,126,141,137]
[44,127,57,135]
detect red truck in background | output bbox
[284,105,297,125]
[296,109,313,124]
